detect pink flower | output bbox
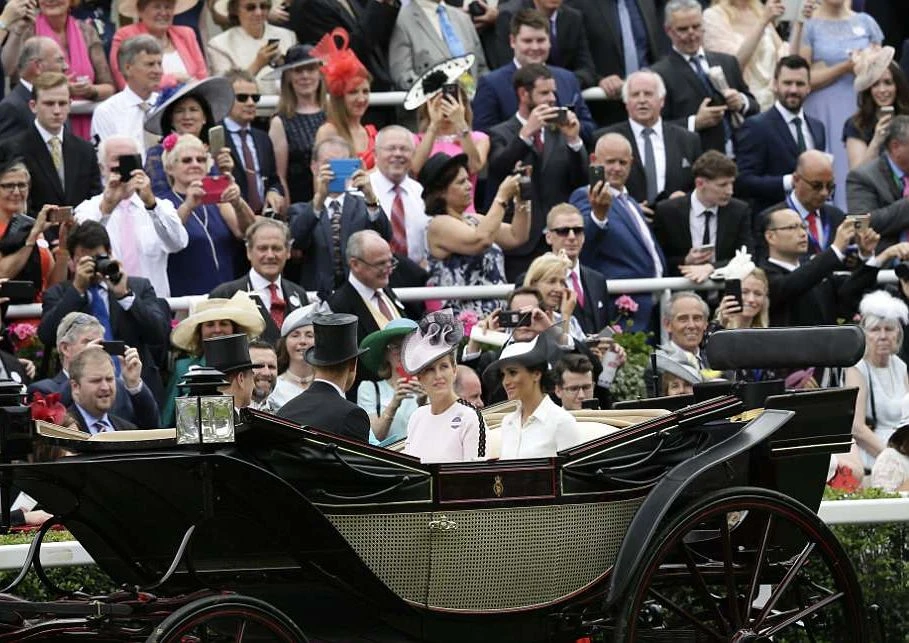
[162,133,179,151]
[615,294,639,314]
[610,324,623,335]
[10,323,36,341]
[457,309,479,337]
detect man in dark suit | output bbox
[66,346,139,433]
[471,9,595,142]
[286,0,399,91]
[543,203,609,334]
[736,55,826,214]
[654,150,752,281]
[289,136,390,296]
[494,0,597,89]
[564,0,663,125]
[846,115,909,249]
[221,70,283,215]
[37,221,171,403]
[2,72,100,219]
[203,333,260,414]
[277,313,370,441]
[571,133,665,331]
[761,209,888,328]
[756,150,844,261]
[487,63,588,280]
[209,219,310,346]
[28,311,160,427]
[650,0,758,155]
[0,36,67,141]
[598,69,701,211]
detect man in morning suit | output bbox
[28,312,160,427]
[38,221,171,403]
[487,62,588,280]
[493,0,597,89]
[760,209,893,328]
[277,313,371,442]
[735,55,825,215]
[209,219,310,346]
[544,203,609,334]
[67,347,138,434]
[756,150,844,261]
[2,72,101,221]
[597,69,701,211]
[846,114,909,249]
[289,136,390,296]
[471,9,595,143]
[650,0,758,155]
[389,0,487,91]
[654,150,752,282]
[562,0,663,126]
[571,133,665,331]
[221,70,284,215]
[286,0,399,91]
[0,37,67,141]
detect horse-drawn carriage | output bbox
[0,327,873,641]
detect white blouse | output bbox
[499,396,582,459]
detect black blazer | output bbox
[38,277,171,403]
[487,116,588,261]
[575,264,610,334]
[735,107,826,213]
[209,273,310,345]
[28,370,161,428]
[653,193,753,275]
[3,125,101,214]
[651,49,758,153]
[0,84,32,142]
[276,380,370,442]
[598,119,702,205]
[288,195,391,295]
[0,349,28,386]
[287,0,398,90]
[494,0,597,88]
[760,249,879,327]
[222,122,283,207]
[66,404,138,433]
[754,200,845,262]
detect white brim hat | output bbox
[120,0,196,20]
[171,291,266,354]
[400,309,464,374]
[403,54,475,111]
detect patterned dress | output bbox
[279,111,325,204]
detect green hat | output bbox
[359,318,419,373]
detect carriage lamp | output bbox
[175,366,235,445]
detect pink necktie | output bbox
[570,270,585,308]
[390,185,407,256]
[117,202,141,276]
[375,291,394,321]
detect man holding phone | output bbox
[67,347,138,433]
[74,136,188,298]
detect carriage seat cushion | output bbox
[483,420,620,460]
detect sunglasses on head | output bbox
[235,93,261,104]
[550,226,585,237]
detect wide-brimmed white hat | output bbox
[119,0,196,20]
[171,291,265,354]
[403,54,475,111]
[400,309,464,374]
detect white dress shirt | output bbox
[369,171,429,264]
[76,192,188,298]
[349,273,397,318]
[629,117,666,195]
[499,395,583,459]
[688,190,718,249]
[90,86,159,161]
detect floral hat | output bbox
[311,28,369,98]
[401,309,463,375]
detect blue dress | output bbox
[802,13,883,210]
[159,186,238,296]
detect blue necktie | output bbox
[437,4,466,57]
[549,15,560,66]
[91,419,111,435]
[88,285,113,340]
[617,0,639,76]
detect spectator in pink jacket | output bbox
[110,0,207,90]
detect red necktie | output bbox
[390,185,408,256]
[807,211,821,249]
[239,129,263,213]
[532,131,544,154]
[268,283,285,328]
[570,270,585,308]
[374,291,394,321]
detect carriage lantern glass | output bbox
[175,366,235,445]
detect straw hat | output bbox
[171,291,265,354]
[119,0,196,20]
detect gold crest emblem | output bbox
[493,475,504,498]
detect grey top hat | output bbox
[305,313,369,366]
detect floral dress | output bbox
[427,214,505,316]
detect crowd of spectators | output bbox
[0,0,908,489]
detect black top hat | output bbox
[305,313,369,366]
[417,152,468,193]
[203,333,263,374]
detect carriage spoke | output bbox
[647,588,725,640]
[750,542,816,631]
[743,511,774,620]
[759,591,844,638]
[719,514,741,628]
[679,541,733,634]
[235,618,247,642]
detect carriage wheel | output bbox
[147,594,308,643]
[614,487,868,642]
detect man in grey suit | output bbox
[389,0,487,91]
[0,36,67,140]
[846,114,909,250]
[597,69,701,213]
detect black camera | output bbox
[93,254,122,283]
[499,310,531,328]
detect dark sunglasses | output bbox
[242,2,270,10]
[550,226,585,237]
[235,93,261,104]
[180,156,208,164]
